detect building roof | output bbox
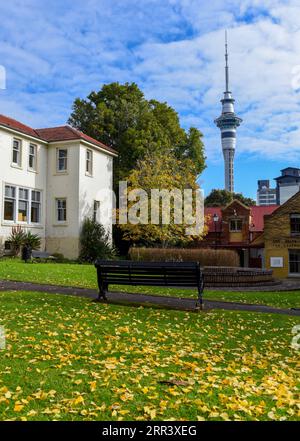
[281,167,300,172]
[250,205,279,231]
[36,126,117,155]
[0,114,40,139]
[204,204,279,233]
[0,114,117,156]
[274,174,300,181]
[263,190,300,219]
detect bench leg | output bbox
[97,283,108,301]
[196,275,204,310]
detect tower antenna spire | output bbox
[214,29,242,193]
[225,30,229,92]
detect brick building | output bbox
[254,191,300,278]
[203,200,278,267]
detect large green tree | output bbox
[204,189,256,207]
[68,82,206,187]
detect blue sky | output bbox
[0,0,300,200]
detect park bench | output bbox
[32,251,57,261]
[95,260,204,309]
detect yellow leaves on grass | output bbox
[14,403,24,412]
[89,381,97,392]
[144,406,156,419]
[70,395,85,406]
[1,291,299,421]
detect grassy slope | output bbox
[0,291,299,421]
[0,259,299,309]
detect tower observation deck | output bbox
[214,31,242,193]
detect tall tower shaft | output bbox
[214,31,242,193]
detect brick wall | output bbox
[264,192,300,278]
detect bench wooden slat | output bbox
[95,260,204,308]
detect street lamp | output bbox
[213,213,219,249]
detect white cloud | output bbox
[0,0,299,164]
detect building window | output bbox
[18,188,29,222]
[57,149,68,172]
[289,250,300,274]
[86,149,93,175]
[4,241,12,251]
[229,219,242,232]
[12,138,22,166]
[4,185,16,221]
[3,185,42,224]
[56,198,67,222]
[29,144,37,170]
[93,200,100,222]
[31,190,41,223]
[290,214,300,235]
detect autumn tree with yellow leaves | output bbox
[117,152,208,247]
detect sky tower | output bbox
[214,31,242,193]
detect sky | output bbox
[0,0,300,200]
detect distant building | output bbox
[257,180,277,206]
[253,190,300,278]
[275,167,300,205]
[200,200,278,268]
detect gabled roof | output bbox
[0,114,40,139]
[36,126,117,155]
[249,205,279,231]
[263,190,300,219]
[222,198,251,212]
[204,204,279,233]
[0,114,117,156]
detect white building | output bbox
[257,180,277,206]
[275,168,300,205]
[0,114,117,259]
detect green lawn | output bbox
[0,291,299,421]
[0,259,299,309]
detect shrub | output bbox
[51,253,65,263]
[79,218,116,263]
[129,247,240,267]
[23,232,42,250]
[8,226,26,256]
[8,227,41,258]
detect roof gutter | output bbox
[0,124,48,145]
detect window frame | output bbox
[28,143,38,171]
[93,200,100,222]
[56,198,67,223]
[18,187,29,223]
[56,148,68,173]
[3,184,42,225]
[31,190,42,224]
[86,149,93,176]
[229,218,243,232]
[290,213,300,236]
[4,185,16,222]
[289,249,300,275]
[12,138,22,167]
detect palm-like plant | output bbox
[8,226,26,256]
[8,227,41,257]
[23,232,42,251]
